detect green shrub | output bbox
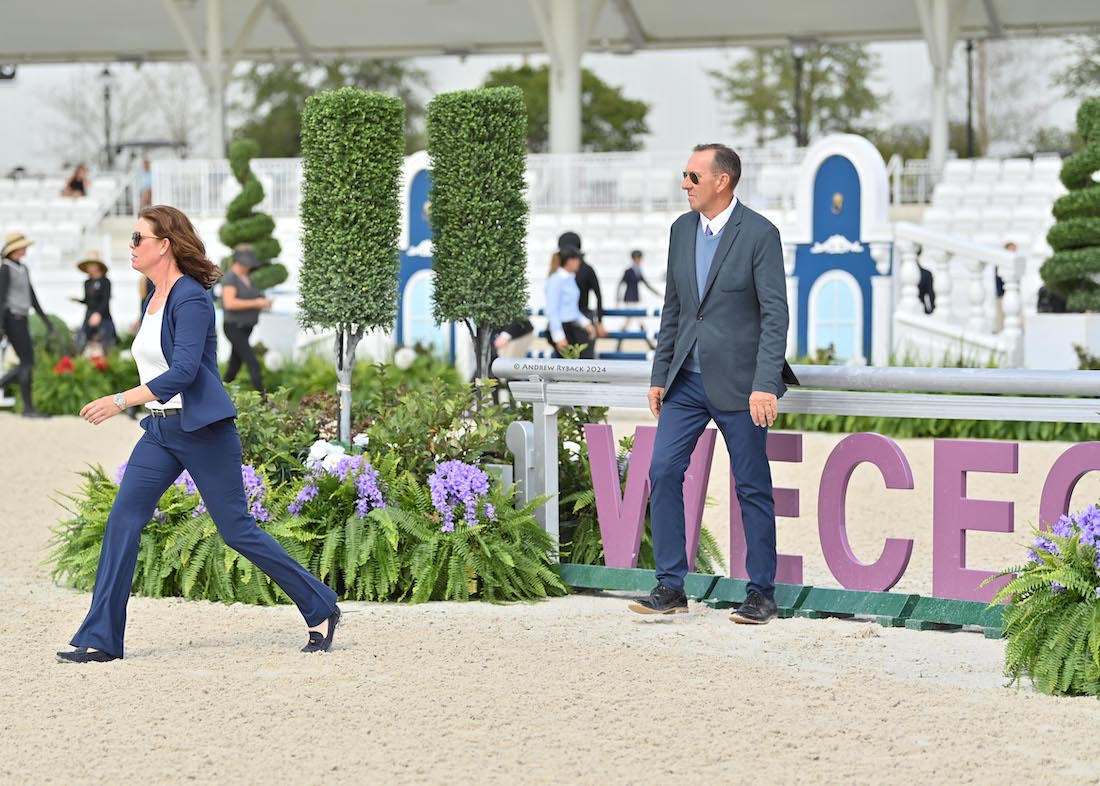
[427,87,529,379]
[987,507,1100,697]
[1040,98,1100,311]
[28,350,138,416]
[299,87,405,441]
[29,314,75,357]
[219,138,286,290]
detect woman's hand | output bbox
[89,312,102,328]
[81,395,123,426]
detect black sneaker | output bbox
[628,583,689,615]
[56,647,121,664]
[729,591,777,625]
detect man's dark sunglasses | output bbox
[683,171,701,185]
[132,232,160,247]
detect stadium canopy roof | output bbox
[2,0,1098,164]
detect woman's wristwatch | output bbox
[113,393,127,411]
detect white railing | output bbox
[152,158,303,217]
[886,156,940,205]
[892,222,1025,366]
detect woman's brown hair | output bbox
[139,205,222,290]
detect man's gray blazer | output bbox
[650,200,790,411]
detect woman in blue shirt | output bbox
[56,205,340,663]
[545,246,596,359]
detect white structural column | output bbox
[206,0,226,157]
[916,0,964,173]
[529,0,606,154]
[869,243,893,366]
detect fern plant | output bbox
[987,506,1100,697]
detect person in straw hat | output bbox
[71,250,116,352]
[0,231,53,418]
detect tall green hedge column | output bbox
[219,138,287,290]
[299,88,404,442]
[427,87,529,380]
[1040,98,1100,311]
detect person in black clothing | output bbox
[62,163,87,197]
[556,231,607,353]
[71,251,116,352]
[617,249,662,351]
[0,231,53,418]
[220,245,271,395]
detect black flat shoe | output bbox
[56,647,121,663]
[301,606,341,653]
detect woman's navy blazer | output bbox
[142,274,236,431]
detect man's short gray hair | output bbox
[693,143,741,190]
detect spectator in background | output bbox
[557,232,607,349]
[136,159,153,209]
[617,249,662,351]
[0,231,53,418]
[915,245,935,314]
[220,244,272,396]
[993,242,1017,333]
[62,163,88,197]
[71,251,116,353]
[545,246,596,359]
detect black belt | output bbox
[149,408,182,418]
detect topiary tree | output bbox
[427,87,529,382]
[299,88,404,442]
[219,138,287,291]
[1040,98,1100,311]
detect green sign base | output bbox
[555,564,1002,638]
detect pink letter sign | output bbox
[933,440,1018,602]
[584,425,716,569]
[1039,443,1100,530]
[729,432,804,584]
[818,433,915,592]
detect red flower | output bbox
[91,355,108,372]
[54,356,75,375]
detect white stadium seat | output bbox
[1032,155,1063,180]
[932,181,963,207]
[950,206,981,232]
[989,181,1020,208]
[1000,159,1032,182]
[921,206,951,231]
[961,182,991,206]
[971,159,1003,182]
[941,159,973,183]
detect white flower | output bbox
[119,349,132,361]
[320,448,348,472]
[306,439,345,469]
[265,350,283,371]
[352,433,370,448]
[564,441,581,455]
[394,346,417,371]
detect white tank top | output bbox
[131,305,183,410]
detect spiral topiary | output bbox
[1040,98,1100,312]
[218,138,287,291]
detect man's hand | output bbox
[648,386,665,419]
[555,339,569,351]
[596,323,609,338]
[749,391,778,427]
[584,323,597,339]
[81,395,123,426]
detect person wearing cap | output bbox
[71,251,116,352]
[0,231,53,418]
[220,244,271,396]
[557,231,608,350]
[56,206,339,663]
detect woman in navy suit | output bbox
[56,205,341,663]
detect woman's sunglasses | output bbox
[132,232,161,247]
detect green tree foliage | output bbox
[1056,35,1100,99]
[1040,98,1100,311]
[709,44,882,146]
[218,138,287,290]
[299,88,405,441]
[427,87,529,380]
[233,60,429,156]
[482,64,649,152]
[868,121,979,161]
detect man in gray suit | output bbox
[628,143,791,624]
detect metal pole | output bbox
[965,39,974,158]
[792,50,805,147]
[102,67,114,170]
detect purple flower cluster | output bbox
[618,450,632,479]
[1028,506,1100,596]
[428,460,495,533]
[288,456,386,519]
[241,464,271,523]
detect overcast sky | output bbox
[0,37,1080,175]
